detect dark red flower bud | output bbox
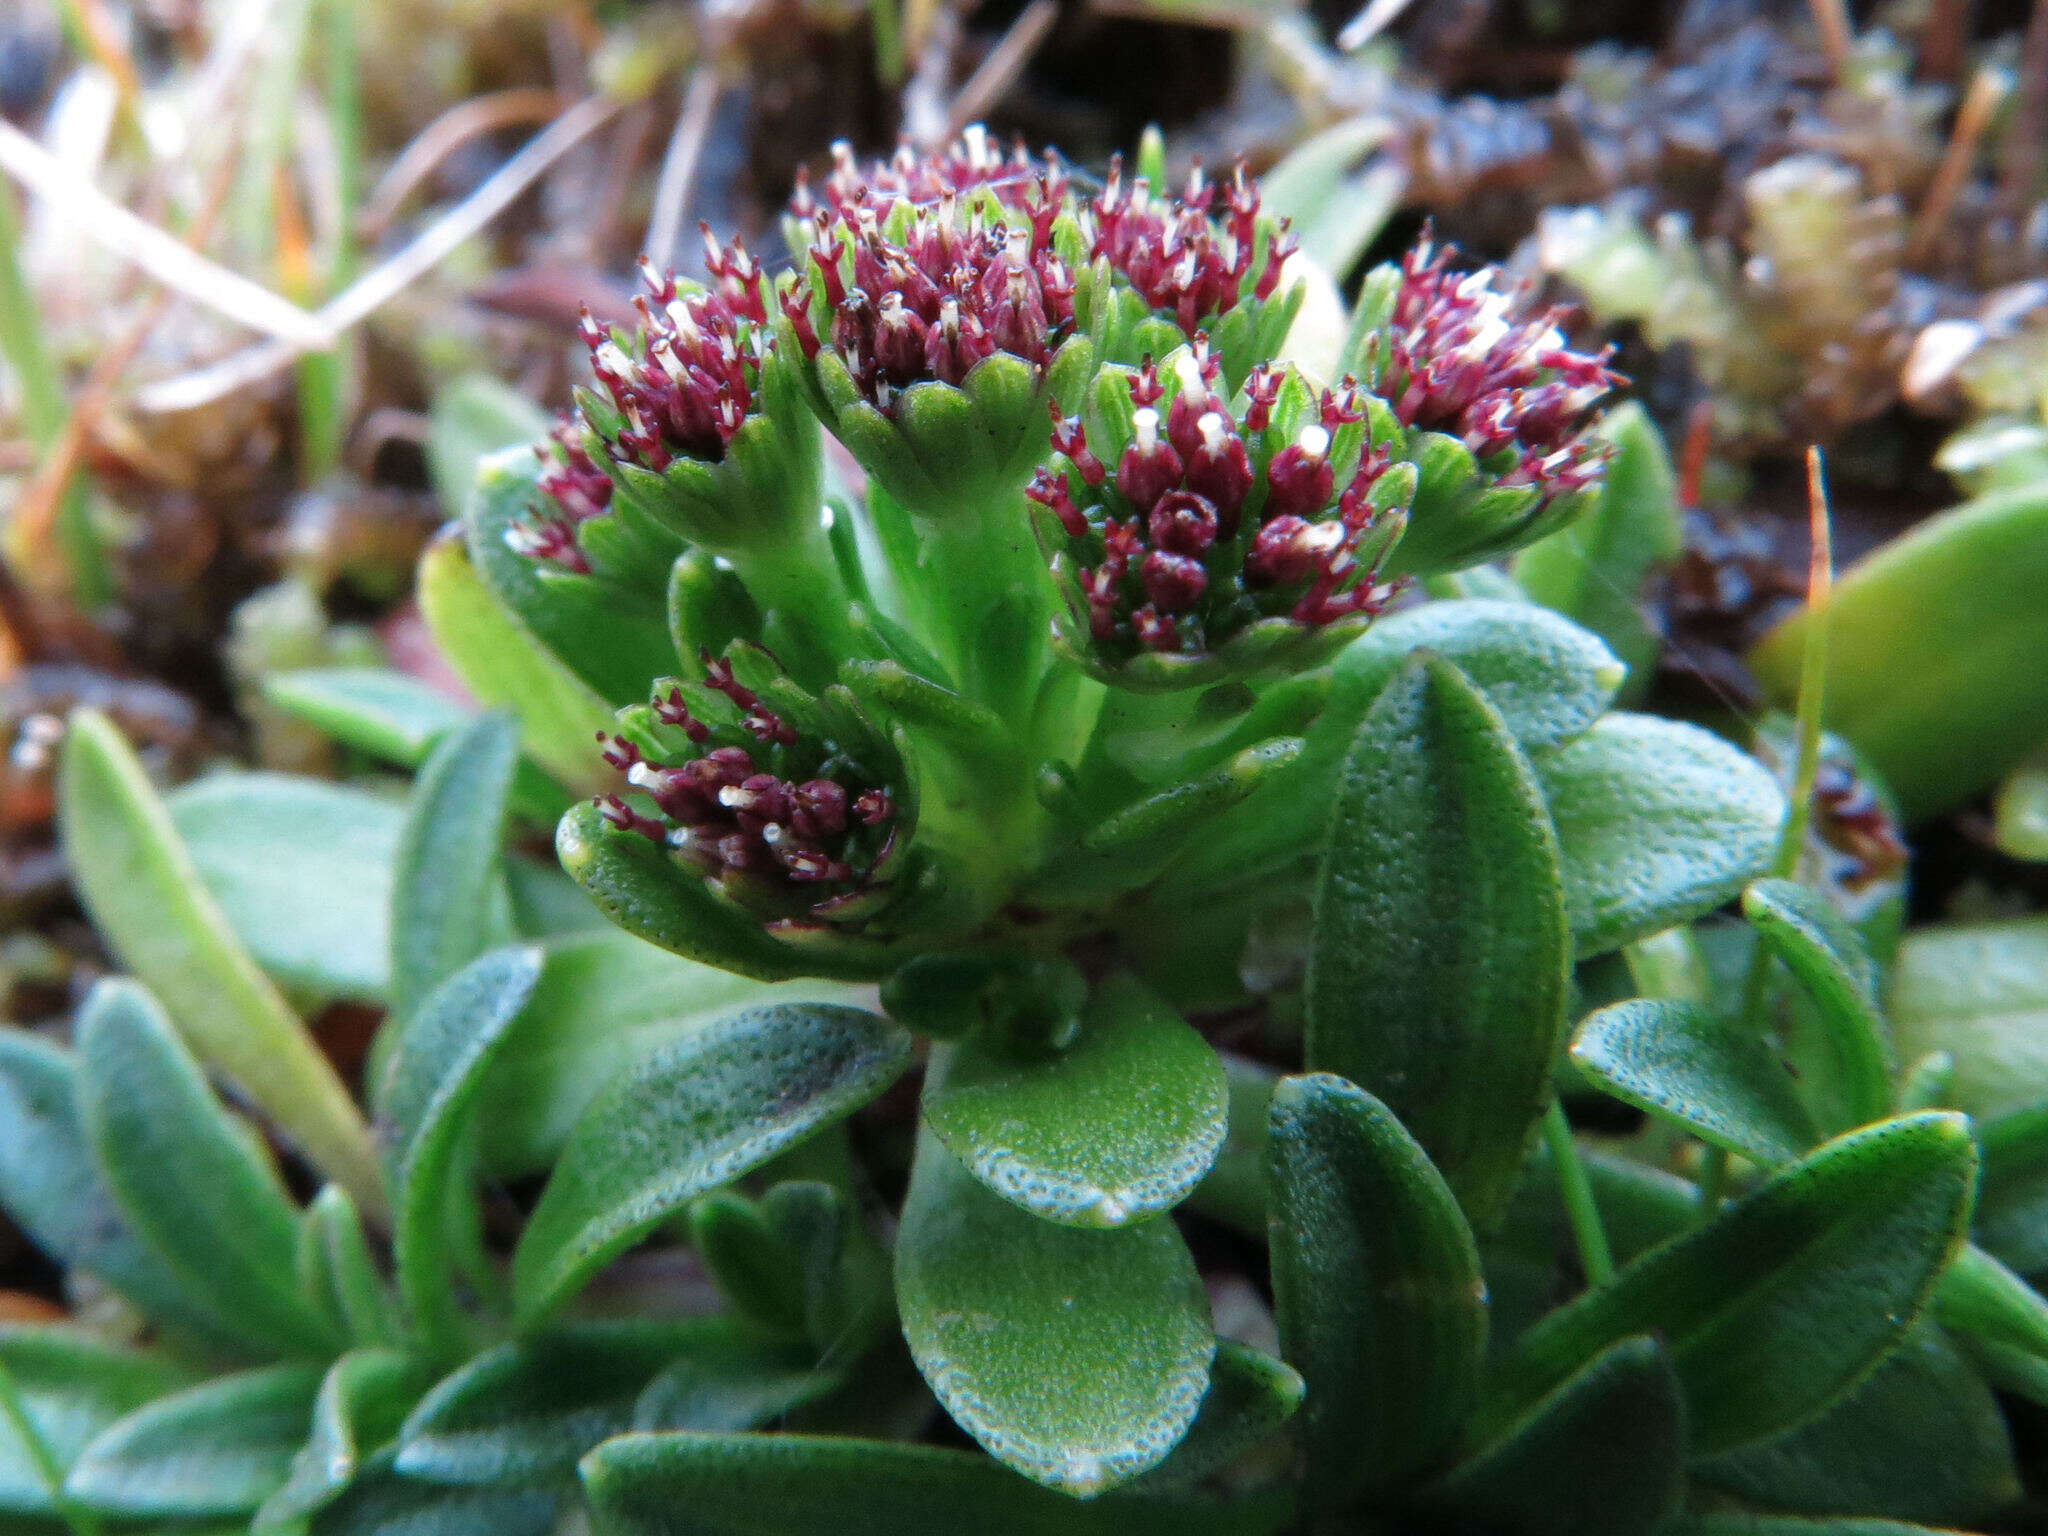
[1115,409,1184,512]
[1147,490,1218,556]
[1264,426,1336,522]
[1141,550,1208,613]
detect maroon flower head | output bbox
[1373,236,1622,504]
[790,127,1066,226]
[507,417,615,574]
[1088,159,1296,339]
[785,138,1078,415]
[597,654,901,918]
[582,235,773,473]
[1034,347,1404,664]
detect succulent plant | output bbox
[7,131,2047,1536]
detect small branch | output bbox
[1808,0,1853,76]
[0,119,332,347]
[644,67,722,273]
[1543,1101,1615,1287]
[1908,66,2007,268]
[134,96,620,415]
[357,87,568,240]
[1772,446,1836,880]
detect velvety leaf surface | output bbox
[1480,1113,1976,1455]
[58,708,381,1213]
[1743,879,1894,1130]
[1975,1099,2048,1274]
[1421,1335,1684,1536]
[1131,1341,1302,1492]
[1304,654,1570,1227]
[1537,714,1784,958]
[168,772,400,1003]
[923,973,1227,1227]
[388,714,522,1022]
[308,1451,559,1536]
[75,979,337,1358]
[254,1349,426,1531]
[65,1363,322,1518]
[1266,1073,1486,1505]
[473,931,857,1177]
[0,1032,229,1347]
[297,1186,400,1351]
[0,1328,193,1514]
[1697,1323,2018,1526]
[513,1003,912,1325]
[630,1330,836,1433]
[894,1133,1214,1496]
[580,1433,1293,1535]
[378,946,543,1356]
[397,1321,756,1485]
[1570,998,1818,1166]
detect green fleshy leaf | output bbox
[1749,481,2048,818]
[1480,1113,1977,1456]
[396,1321,751,1486]
[1537,714,1785,958]
[894,1132,1214,1496]
[1892,916,2048,1119]
[1570,998,1818,1166]
[262,669,568,826]
[1697,1323,2018,1526]
[1267,1073,1487,1505]
[1131,1341,1302,1493]
[417,530,614,793]
[1672,1517,1983,1535]
[556,799,887,982]
[296,1186,401,1351]
[580,1433,1292,1535]
[684,1183,865,1346]
[1743,879,1894,1130]
[58,708,382,1215]
[1304,655,1570,1228]
[379,946,542,1357]
[425,373,549,513]
[65,1363,322,1518]
[1420,1335,1684,1536]
[255,1349,427,1531]
[1172,599,1624,895]
[474,929,857,1178]
[0,1032,229,1348]
[76,979,338,1358]
[308,1451,560,1536]
[1976,1098,2048,1274]
[512,1003,912,1326]
[922,974,1227,1227]
[1511,402,1683,696]
[463,445,679,705]
[0,1328,193,1515]
[389,714,521,1021]
[630,1337,836,1436]
[168,772,400,1004]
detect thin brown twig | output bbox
[2002,0,2048,211]
[0,120,331,346]
[943,0,1059,140]
[1909,66,2007,267]
[1919,0,1972,83]
[1808,0,1853,77]
[356,87,569,241]
[134,96,622,415]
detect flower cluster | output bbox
[583,235,772,471]
[598,653,904,922]
[790,128,1059,226]
[783,158,1077,414]
[508,418,615,574]
[1371,237,1621,506]
[1087,160,1295,340]
[1033,345,1408,671]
